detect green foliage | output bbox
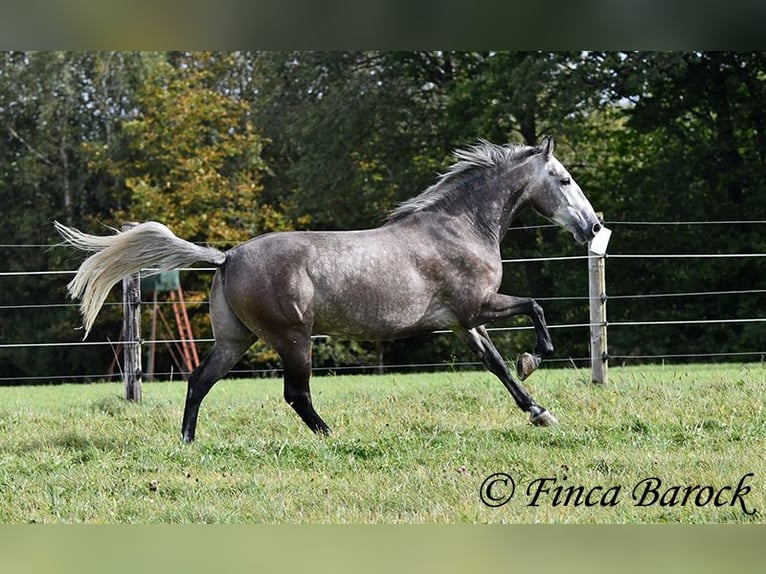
[110,53,287,244]
[0,52,151,380]
[586,52,766,361]
[2,51,765,381]
[0,364,763,522]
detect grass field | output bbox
[0,363,763,523]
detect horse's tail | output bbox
[54,221,227,338]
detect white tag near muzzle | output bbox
[588,226,612,256]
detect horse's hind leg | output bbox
[181,336,255,443]
[181,272,256,443]
[456,326,557,426]
[274,334,330,435]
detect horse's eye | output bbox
[560,177,571,186]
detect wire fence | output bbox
[1,219,764,383]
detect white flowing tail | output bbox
[55,221,226,338]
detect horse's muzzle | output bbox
[572,220,603,244]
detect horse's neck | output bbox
[384,162,535,245]
[464,169,533,245]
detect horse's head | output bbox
[526,136,602,243]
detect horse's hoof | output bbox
[516,352,540,380]
[530,408,558,426]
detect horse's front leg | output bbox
[473,293,553,380]
[456,326,557,426]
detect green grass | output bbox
[0,363,764,523]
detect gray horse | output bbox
[56,137,602,442]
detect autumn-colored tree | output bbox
[83,53,295,371]
[100,52,290,245]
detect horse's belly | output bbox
[312,286,455,341]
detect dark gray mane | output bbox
[386,140,538,222]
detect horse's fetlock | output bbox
[284,390,311,407]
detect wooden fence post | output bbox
[122,222,142,402]
[588,213,608,384]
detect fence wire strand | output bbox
[2,220,765,381]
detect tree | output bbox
[0,51,148,381]
[85,52,297,372]
[91,52,284,244]
[587,51,766,361]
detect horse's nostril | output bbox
[592,222,602,235]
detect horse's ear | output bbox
[541,136,554,158]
